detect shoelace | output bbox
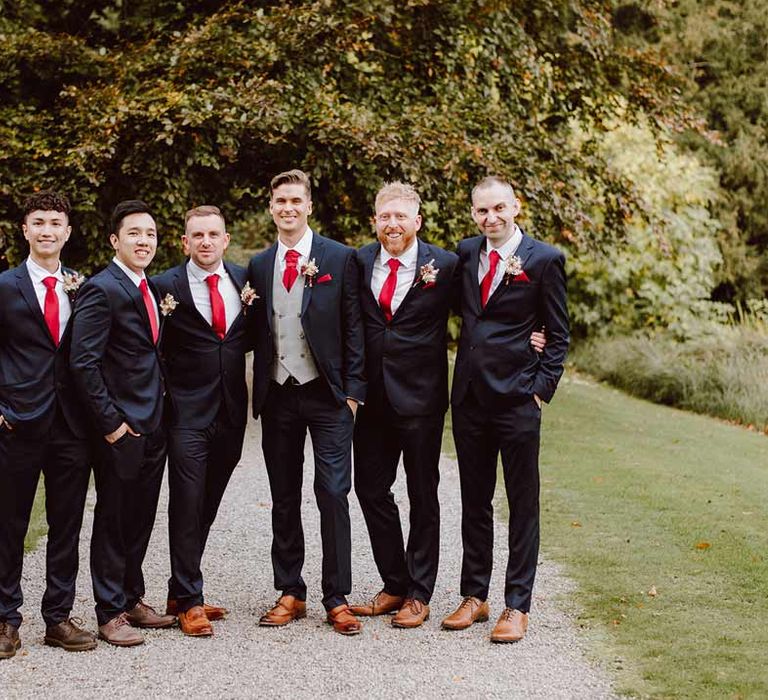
[68,616,86,629]
[402,598,423,615]
[114,613,130,628]
[499,608,517,621]
[458,597,479,611]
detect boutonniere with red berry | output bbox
[413,258,439,288]
[62,270,86,301]
[240,281,259,313]
[504,255,530,284]
[301,258,320,287]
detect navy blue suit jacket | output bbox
[152,261,251,429]
[0,263,86,439]
[451,232,569,408]
[70,262,165,436]
[357,240,459,417]
[247,232,366,417]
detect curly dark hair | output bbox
[22,190,71,221]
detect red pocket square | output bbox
[317,273,332,284]
[513,271,531,283]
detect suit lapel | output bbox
[360,244,386,320]
[392,239,431,320]
[223,261,246,336]
[173,264,210,333]
[485,232,534,309]
[15,264,54,345]
[108,262,156,344]
[264,243,278,334]
[301,234,325,318]
[468,236,484,314]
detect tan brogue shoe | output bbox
[259,595,307,627]
[326,604,362,636]
[0,622,21,659]
[441,596,490,630]
[125,600,176,629]
[98,613,144,647]
[179,606,213,637]
[490,608,528,643]
[392,598,430,628]
[348,590,405,616]
[44,618,97,651]
[166,599,228,621]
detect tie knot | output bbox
[139,278,148,292]
[489,249,501,264]
[43,276,57,290]
[387,258,401,272]
[285,249,300,265]
[206,273,220,289]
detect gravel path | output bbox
[1,419,618,699]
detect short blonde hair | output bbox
[185,205,225,226]
[374,181,421,213]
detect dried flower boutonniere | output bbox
[62,270,86,300]
[159,293,178,316]
[413,258,440,288]
[301,258,320,287]
[240,281,258,313]
[504,254,529,284]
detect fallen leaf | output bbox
[695,541,711,550]
[571,521,582,528]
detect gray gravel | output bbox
[0,419,619,699]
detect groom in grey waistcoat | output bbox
[247,169,367,636]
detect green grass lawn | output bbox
[24,485,48,553]
[536,373,768,699]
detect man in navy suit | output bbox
[153,205,250,637]
[248,169,366,635]
[442,176,569,643]
[349,182,459,628]
[0,191,96,658]
[70,200,175,647]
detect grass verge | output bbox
[538,373,768,698]
[24,484,47,553]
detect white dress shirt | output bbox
[477,225,524,298]
[112,256,159,322]
[371,238,419,317]
[277,227,314,277]
[186,259,241,334]
[26,257,71,339]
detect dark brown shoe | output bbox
[490,608,528,643]
[441,596,490,630]
[259,595,307,627]
[166,599,228,621]
[392,598,430,628]
[348,590,405,617]
[44,618,97,652]
[179,606,213,637]
[98,613,144,647]
[125,600,176,629]
[326,604,362,636]
[0,622,21,659]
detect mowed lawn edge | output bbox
[531,373,768,699]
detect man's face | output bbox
[269,183,312,239]
[23,209,71,261]
[110,212,157,274]
[182,213,229,271]
[375,197,422,256]
[471,183,521,245]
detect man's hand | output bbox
[0,414,12,432]
[346,398,358,417]
[530,327,546,353]
[105,422,140,444]
[533,394,542,409]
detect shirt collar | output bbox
[277,227,313,261]
[380,237,419,269]
[484,225,523,260]
[26,256,63,283]
[188,258,226,282]
[112,256,146,287]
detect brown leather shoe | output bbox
[98,613,144,647]
[179,606,213,637]
[166,599,228,621]
[326,604,362,635]
[392,598,430,628]
[125,600,176,629]
[0,622,21,659]
[490,608,529,643]
[44,617,97,651]
[348,590,405,616]
[441,596,490,630]
[259,595,307,627]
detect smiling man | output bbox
[152,206,250,637]
[443,176,569,643]
[0,191,96,658]
[248,169,366,635]
[70,200,175,647]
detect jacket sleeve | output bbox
[532,252,570,403]
[69,282,124,435]
[341,249,366,403]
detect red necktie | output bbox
[43,276,60,346]
[206,273,226,339]
[480,249,501,308]
[378,258,401,322]
[139,278,159,344]
[283,249,300,292]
